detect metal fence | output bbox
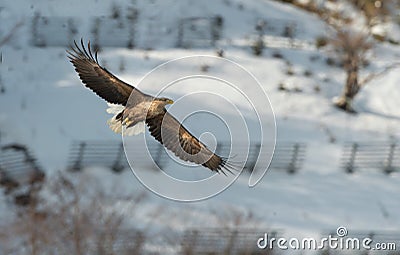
[181,228,281,254]
[30,13,312,50]
[67,140,306,174]
[341,142,399,174]
[0,143,45,194]
[177,16,223,48]
[182,228,400,254]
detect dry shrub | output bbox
[0,172,148,255]
[315,36,329,49]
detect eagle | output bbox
[67,40,235,174]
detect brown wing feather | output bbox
[146,110,232,174]
[67,39,144,105]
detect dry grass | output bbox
[0,172,148,255]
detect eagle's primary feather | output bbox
[67,39,234,174]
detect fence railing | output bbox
[181,228,281,254]
[0,143,45,194]
[341,142,399,174]
[323,229,400,253]
[270,142,306,174]
[177,16,223,48]
[67,140,129,172]
[182,228,400,255]
[67,140,306,174]
[30,13,310,50]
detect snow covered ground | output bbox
[1,0,400,253]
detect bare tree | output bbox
[329,28,400,113]
[330,29,373,113]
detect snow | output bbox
[1,0,400,253]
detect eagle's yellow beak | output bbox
[167,99,174,104]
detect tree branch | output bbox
[0,21,24,47]
[360,62,400,87]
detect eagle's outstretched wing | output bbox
[67,40,145,105]
[146,110,235,174]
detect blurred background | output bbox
[0,0,399,254]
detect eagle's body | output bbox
[67,40,234,174]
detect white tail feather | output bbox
[107,115,123,134]
[122,121,145,136]
[106,104,145,136]
[106,103,124,114]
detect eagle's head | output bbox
[150,97,174,114]
[157,97,174,105]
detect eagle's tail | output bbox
[106,104,145,136]
[123,121,145,136]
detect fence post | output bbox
[21,147,38,171]
[0,63,5,94]
[126,7,138,49]
[252,19,265,56]
[346,143,358,174]
[247,143,261,173]
[67,18,78,44]
[177,20,183,47]
[21,147,43,179]
[210,15,223,46]
[153,143,165,169]
[223,230,237,254]
[181,230,198,255]
[71,142,86,171]
[92,17,100,50]
[384,143,396,174]
[112,142,125,173]
[288,143,299,174]
[0,168,20,194]
[367,232,375,255]
[283,22,296,47]
[215,142,223,158]
[32,12,46,47]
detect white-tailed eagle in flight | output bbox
[67,40,235,174]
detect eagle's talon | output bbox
[122,118,132,126]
